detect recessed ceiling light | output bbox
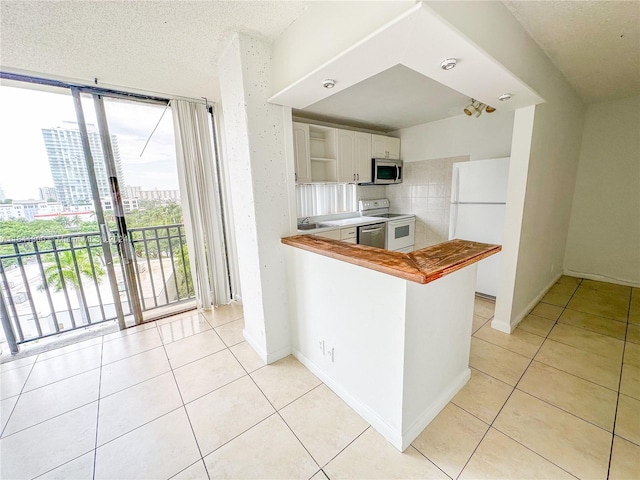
[322,79,336,89]
[440,58,457,70]
[498,93,512,101]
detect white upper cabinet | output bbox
[293,122,311,184]
[337,129,373,183]
[293,121,395,184]
[355,131,373,183]
[337,129,356,183]
[372,134,400,160]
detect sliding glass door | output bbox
[100,96,195,320]
[74,92,196,325]
[0,85,128,347]
[0,79,196,351]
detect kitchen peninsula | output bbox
[282,236,500,451]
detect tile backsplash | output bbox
[356,185,386,202]
[387,155,469,249]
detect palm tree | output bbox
[42,250,105,325]
[54,215,71,229]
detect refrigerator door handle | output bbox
[452,167,460,203]
[449,203,458,239]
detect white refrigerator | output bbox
[449,157,510,297]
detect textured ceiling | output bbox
[0,0,308,100]
[504,1,640,104]
[1,1,637,108]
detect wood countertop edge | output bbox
[281,235,501,285]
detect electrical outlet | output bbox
[326,345,335,363]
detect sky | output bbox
[0,84,179,200]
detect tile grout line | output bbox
[0,351,39,439]
[605,292,633,480]
[475,279,615,479]
[456,286,578,480]
[415,300,502,480]
[92,317,220,477]
[91,334,105,480]
[239,357,323,471]
[153,318,214,480]
[0,307,242,479]
[157,321,210,477]
[409,441,455,479]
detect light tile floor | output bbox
[1,279,639,479]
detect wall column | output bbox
[218,33,296,362]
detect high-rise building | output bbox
[41,123,125,208]
[0,185,6,202]
[125,185,180,202]
[38,186,58,202]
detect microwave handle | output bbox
[395,165,400,182]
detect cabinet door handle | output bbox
[356,173,359,181]
[353,173,356,181]
[295,172,297,181]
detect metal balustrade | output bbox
[0,224,193,352]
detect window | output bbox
[296,183,357,217]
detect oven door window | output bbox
[387,219,415,251]
[394,225,410,239]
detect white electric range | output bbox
[359,199,416,252]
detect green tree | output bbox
[42,250,105,325]
[174,248,192,299]
[54,215,71,229]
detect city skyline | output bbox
[0,85,179,200]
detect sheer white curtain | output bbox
[171,99,230,308]
[296,183,357,217]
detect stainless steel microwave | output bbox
[372,158,403,185]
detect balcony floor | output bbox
[0,279,638,479]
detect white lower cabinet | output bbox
[340,227,357,244]
[314,227,356,243]
[315,230,341,240]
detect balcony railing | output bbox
[0,224,194,352]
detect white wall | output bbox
[395,111,514,162]
[389,112,514,249]
[218,34,296,362]
[286,245,476,451]
[426,1,586,331]
[272,1,415,94]
[564,96,640,286]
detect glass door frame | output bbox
[0,71,220,334]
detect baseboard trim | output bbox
[242,329,267,362]
[564,269,640,288]
[291,347,404,450]
[400,368,471,450]
[243,329,291,364]
[494,272,562,333]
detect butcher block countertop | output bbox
[281,236,501,284]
